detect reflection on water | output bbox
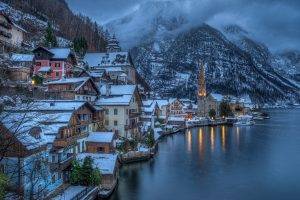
[110,109,300,200]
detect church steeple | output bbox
[106,34,121,53]
[198,62,206,98]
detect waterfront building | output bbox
[85,132,116,153]
[155,99,169,121]
[95,84,142,139]
[45,77,100,102]
[197,63,220,117]
[32,47,77,80]
[167,98,184,116]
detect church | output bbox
[197,62,220,117]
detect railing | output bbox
[129,111,141,118]
[71,187,97,200]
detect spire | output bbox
[198,61,206,98]
[106,34,121,53]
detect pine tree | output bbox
[44,22,57,48]
[73,37,88,57]
[0,173,8,199]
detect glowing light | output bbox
[221,126,226,152]
[210,127,215,152]
[31,80,35,85]
[187,130,192,152]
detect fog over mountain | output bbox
[68,0,300,52]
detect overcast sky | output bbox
[67,0,300,52]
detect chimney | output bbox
[106,83,111,96]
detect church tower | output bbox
[197,62,207,117]
[106,34,121,53]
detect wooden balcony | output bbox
[50,153,75,171]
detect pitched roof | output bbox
[77,153,118,175]
[49,48,72,59]
[86,132,115,143]
[100,84,136,96]
[95,95,132,106]
[210,93,223,102]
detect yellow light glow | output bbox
[210,127,215,152]
[221,126,226,152]
[31,80,35,85]
[187,130,192,152]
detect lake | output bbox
[110,109,300,200]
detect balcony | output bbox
[129,110,141,118]
[50,153,75,171]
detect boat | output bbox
[234,115,255,126]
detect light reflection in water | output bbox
[221,125,226,152]
[210,127,215,152]
[236,127,240,147]
[187,130,192,152]
[198,128,204,158]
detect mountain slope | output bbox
[107,1,300,104]
[0,0,107,51]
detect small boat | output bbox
[234,115,255,126]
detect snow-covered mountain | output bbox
[106,0,300,104]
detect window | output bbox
[52,155,56,163]
[126,109,129,115]
[114,120,118,126]
[82,141,85,152]
[52,174,56,184]
[55,63,60,68]
[97,147,104,152]
[36,62,41,66]
[55,72,59,77]
[105,109,109,115]
[105,120,109,126]
[114,108,118,115]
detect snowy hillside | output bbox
[107,1,300,104]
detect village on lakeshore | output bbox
[0,12,272,200]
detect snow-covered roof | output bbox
[84,52,130,67]
[155,99,169,109]
[210,93,223,102]
[53,186,88,200]
[49,48,72,59]
[0,111,70,150]
[77,153,118,175]
[38,66,51,72]
[104,67,124,72]
[10,53,34,62]
[168,116,185,121]
[86,132,115,143]
[45,77,96,92]
[100,84,136,96]
[95,95,132,106]
[8,100,87,112]
[46,77,89,85]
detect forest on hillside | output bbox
[2,0,107,51]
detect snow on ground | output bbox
[53,186,87,200]
[154,127,163,140]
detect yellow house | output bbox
[95,85,142,139]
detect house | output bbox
[77,153,118,190]
[32,47,76,80]
[155,99,169,120]
[78,70,111,83]
[85,132,116,153]
[167,98,184,117]
[0,13,26,51]
[0,100,105,199]
[141,100,160,123]
[95,84,142,139]
[45,77,100,101]
[8,53,34,82]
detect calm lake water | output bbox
[110,109,300,200]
